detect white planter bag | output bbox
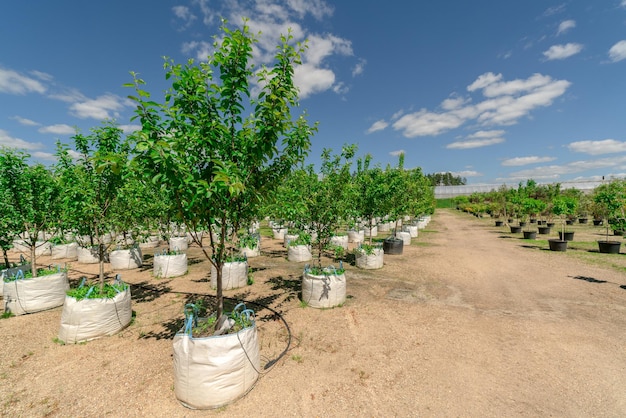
[51,243,79,260]
[58,282,132,344]
[169,237,188,252]
[283,233,298,247]
[272,227,287,240]
[396,231,412,245]
[139,235,160,249]
[347,230,365,244]
[330,235,349,250]
[77,246,101,264]
[355,248,384,270]
[403,225,419,238]
[287,245,312,262]
[364,225,378,237]
[153,253,188,278]
[173,304,260,409]
[302,268,347,309]
[0,261,32,298]
[3,270,69,315]
[11,240,51,257]
[378,222,391,232]
[110,248,143,270]
[240,246,260,258]
[211,261,248,290]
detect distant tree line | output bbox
[426,172,466,186]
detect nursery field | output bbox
[2,209,626,417]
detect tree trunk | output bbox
[30,240,37,277]
[99,242,105,291]
[3,249,9,269]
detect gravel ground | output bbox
[1,209,626,417]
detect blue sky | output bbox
[2,0,626,185]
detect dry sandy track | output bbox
[1,209,626,417]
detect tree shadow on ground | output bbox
[261,249,287,258]
[570,275,607,284]
[130,280,173,303]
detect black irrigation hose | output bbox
[130,282,292,372]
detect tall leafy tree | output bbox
[56,121,130,286]
[128,22,315,323]
[0,148,60,276]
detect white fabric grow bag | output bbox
[302,270,347,309]
[139,235,160,249]
[169,237,188,252]
[288,245,312,262]
[283,233,298,247]
[403,225,419,238]
[397,231,412,245]
[3,271,69,315]
[77,246,101,264]
[355,248,384,270]
[330,235,349,250]
[51,243,79,260]
[173,312,260,409]
[364,225,378,237]
[110,248,143,270]
[378,222,391,232]
[347,230,365,244]
[58,285,132,344]
[240,246,260,258]
[272,227,287,240]
[0,263,32,298]
[211,261,248,290]
[153,253,188,278]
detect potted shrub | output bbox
[129,23,314,408]
[57,275,132,343]
[301,264,346,308]
[239,232,261,258]
[549,196,577,251]
[593,181,625,254]
[354,243,384,269]
[3,265,69,315]
[287,232,313,262]
[153,248,188,278]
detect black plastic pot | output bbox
[593,219,603,226]
[383,237,403,255]
[558,231,575,241]
[523,231,537,240]
[598,240,621,254]
[538,226,551,235]
[548,239,567,252]
[530,219,537,224]
[579,218,588,224]
[547,222,555,228]
[566,220,574,225]
[613,230,624,236]
[510,226,522,233]
[495,220,504,227]
[519,221,527,227]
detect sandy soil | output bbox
[1,209,626,417]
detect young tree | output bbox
[128,22,315,323]
[0,148,60,276]
[354,155,388,244]
[56,121,130,287]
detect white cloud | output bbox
[69,94,130,119]
[451,170,482,177]
[393,110,464,137]
[508,155,626,180]
[352,59,366,77]
[184,0,354,98]
[608,40,626,63]
[293,64,335,98]
[172,5,197,29]
[0,129,43,150]
[557,20,575,36]
[10,116,40,126]
[568,139,626,155]
[38,124,75,135]
[31,151,56,161]
[389,150,405,157]
[467,130,505,139]
[446,137,504,150]
[501,156,557,166]
[366,120,388,134]
[391,73,570,138]
[286,0,334,20]
[542,43,583,60]
[48,87,86,103]
[621,0,626,8]
[0,67,47,95]
[542,4,566,17]
[119,124,141,134]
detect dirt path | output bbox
[1,209,626,417]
